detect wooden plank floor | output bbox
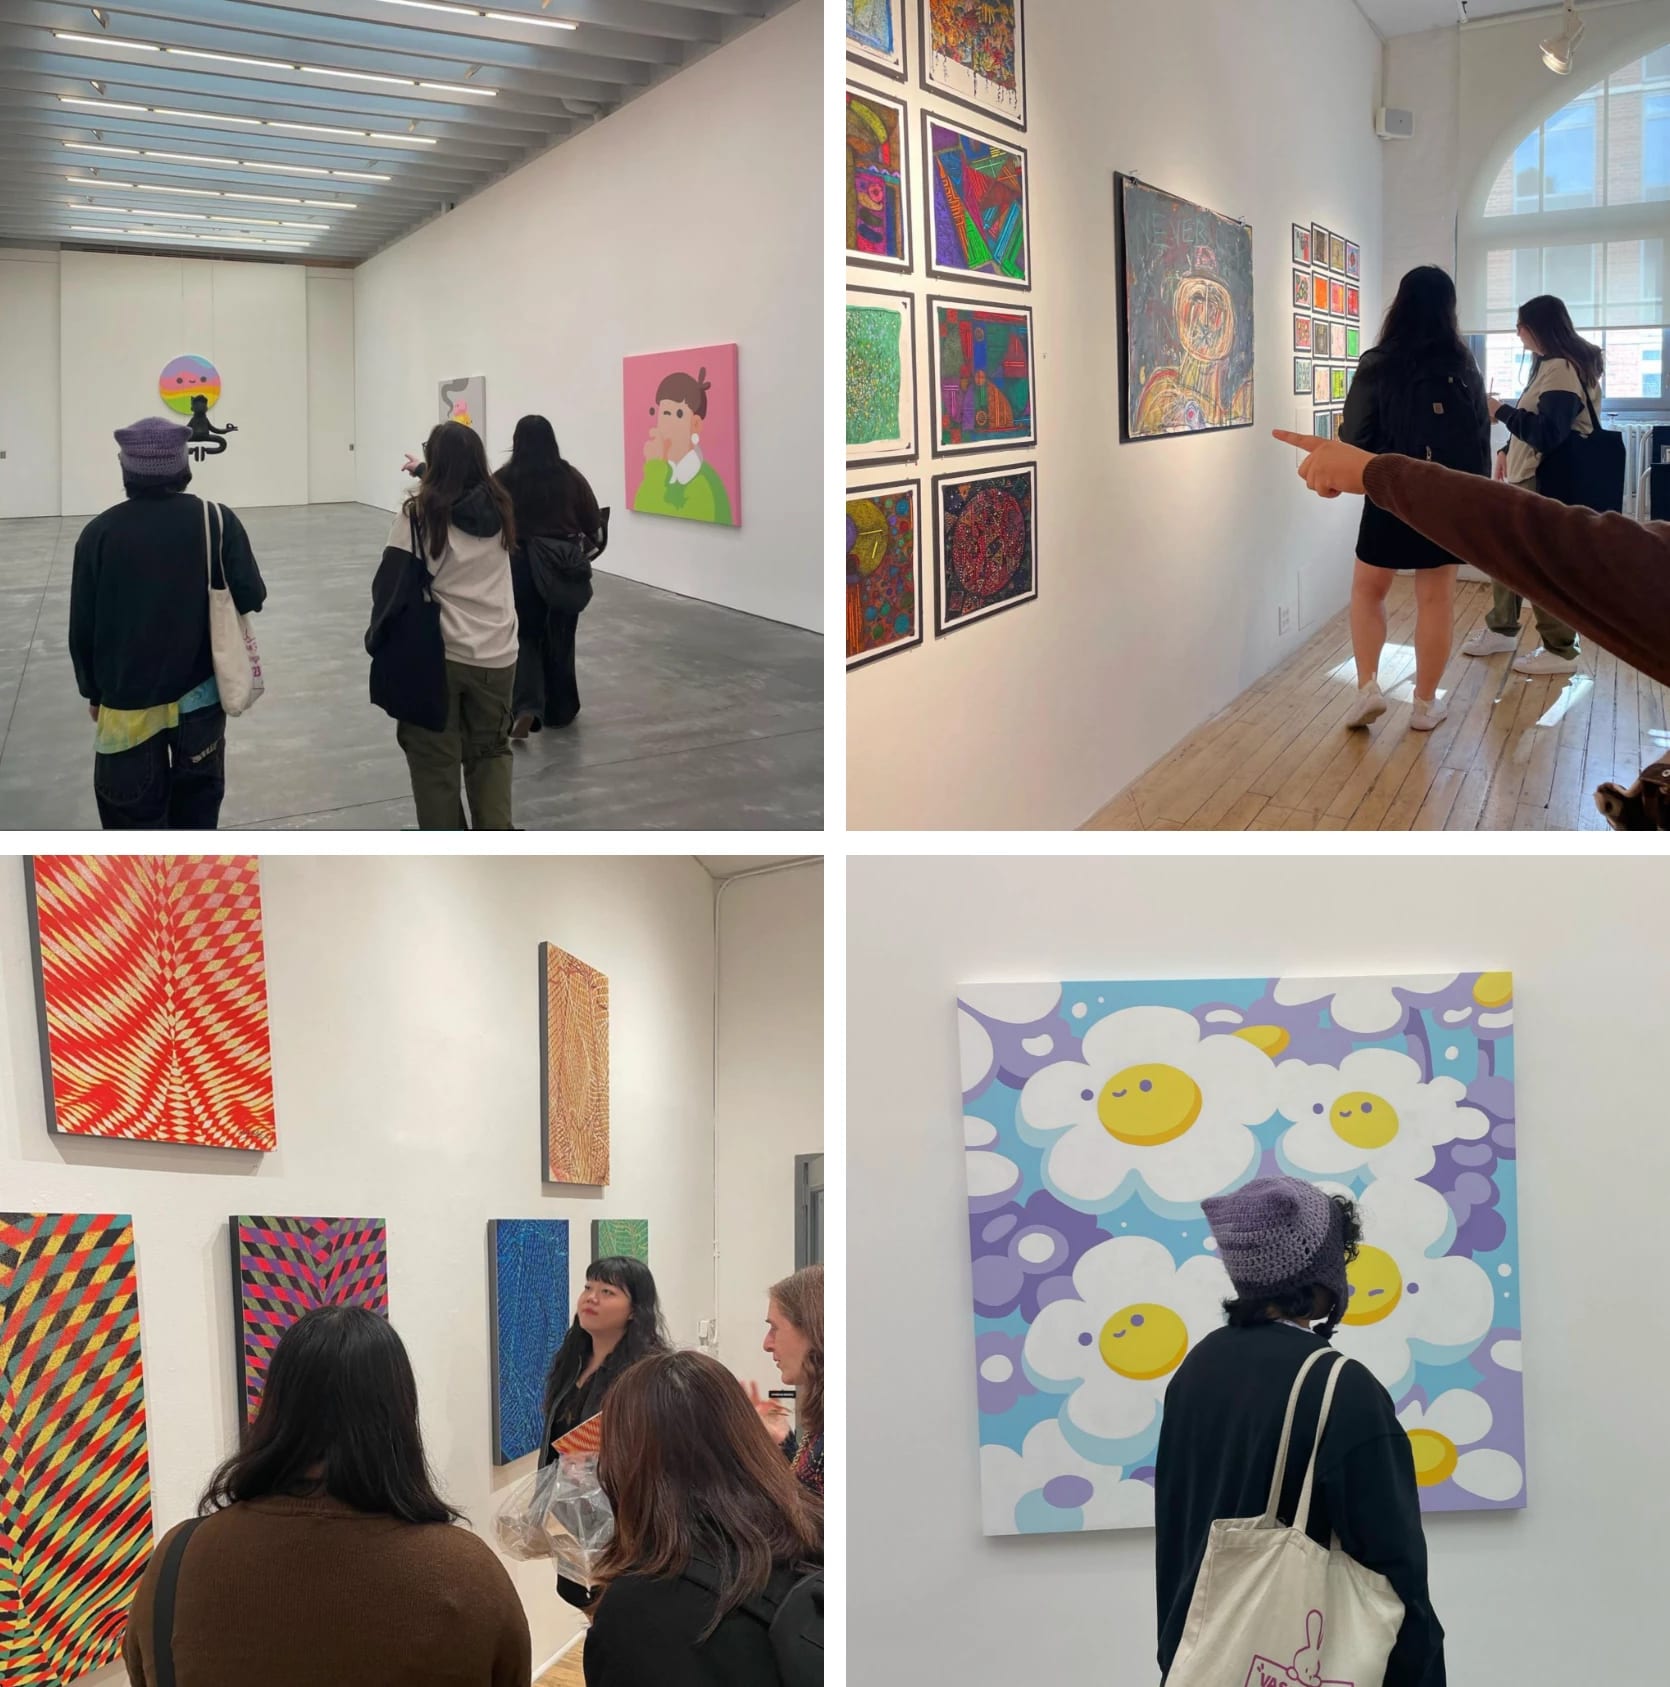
[1085,579,1668,832]
[537,1642,584,1685]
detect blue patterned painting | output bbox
[488,1218,570,1465]
[958,973,1523,1535]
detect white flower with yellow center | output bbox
[1018,1006,1277,1211]
[980,1419,1155,1535]
[1397,1391,1524,1502]
[1024,1235,1230,1465]
[1276,1048,1489,1181]
[1273,974,1459,1036]
[1324,1179,1495,1395]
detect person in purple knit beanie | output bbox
[1154,1176,1446,1687]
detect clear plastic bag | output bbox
[491,1454,614,1583]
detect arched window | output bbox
[1468,48,1670,406]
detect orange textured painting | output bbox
[540,941,610,1185]
[25,856,276,1151]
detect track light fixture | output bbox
[1540,0,1584,76]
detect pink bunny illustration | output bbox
[1289,1610,1325,1687]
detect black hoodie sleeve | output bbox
[1497,389,1584,457]
[68,521,101,706]
[216,506,267,616]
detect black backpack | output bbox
[1385,360,1490,476]
[1535,384,1626,513]
[682,1556,823,1686]
[365,511,449,730]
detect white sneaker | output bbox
[1344,683,1388,729]
[1410,694,1449,731]
[1461,628,1519,657]
[1512,645,1579,676]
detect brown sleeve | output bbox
[1363,454,1670,688]
[121,1532,162,1686]
[486,1553,533,1687]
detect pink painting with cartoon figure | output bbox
[621,342,740,528]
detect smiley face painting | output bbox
[958,972,1524,1535]
[622,342,741,528]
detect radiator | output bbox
[1615,419,1656,519]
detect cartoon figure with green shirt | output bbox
[633,366,734,525]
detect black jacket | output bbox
[1155,1324,1445,1687]
[583,1565,801,1687]
[69,490,266,710]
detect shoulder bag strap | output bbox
[201,497,213,592]
[1291,1352,1349,1532]
[153,1515,209,1687]
[1261,1346,1335,1524]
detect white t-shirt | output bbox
[385,508,517,669]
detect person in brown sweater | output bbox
[1272,428,1670,691]
[122,1306,530,1687]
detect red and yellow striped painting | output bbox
[28,857,277,1151]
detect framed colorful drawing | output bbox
[593,1219,650,1263]
[1293,357,1312,395]
[1348,286,1361,321]
[623,344,741,527]
[1313,409,1334,438]
[847,84,911,272]
[1344,367,1357,397]
[1332,366,1348,402]
[1311,223,1328,267]
[933,462,1037,634]
[439,375,485,435]
[1330,279,1347,316]
[923,112,1030,289]
[26,855,276,1151]
[848,0,907,79]
[1294,315,1312,352]
[1313,364,1331,403]
[541,941,610,1186]
[1332,322,1349,359]
[847,479,923,669]
[1116,175,1255,441]
[1292,268,1309,308]
[847,287,918,465]
[1331,231,1348,273]
[1292,223,1310,265]
[1331,410,1347,439]
[1347,327,1361,359]
[1312,273,1329,313]
[920,0,1026,130]
[1346,240,1361,279]
[929,296,1035,456]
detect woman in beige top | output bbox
[1462,294,1605,675]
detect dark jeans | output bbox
[513,607,581,729]
[93,705,227,829]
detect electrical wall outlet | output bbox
[698,1318,717,1345]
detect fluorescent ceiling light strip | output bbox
[301,65,413,86]
[269,121,361,136]
[303,199,355,207]
[133,183,219,196]
[209,215,281,225]
[55,32,157,50]
[420,82,495,96]
[332,170,392,181]
[154,108,262,125]
[371,132,437,145]
[78,203,202,219]
[377,0,480,13]
[244,161,329,175]
[60,98,432,148]
[146,151,240,165]
[64,142,141,154]
[281,221,329,229]
[67,175,132,187]
[225,191,303,203]
[60,97,146,112]
[484,12,577,29]
[165,48,278,69]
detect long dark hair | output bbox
[496,412,600,540]
[1375,265,1472,371]
[595,1351,821,1636]
[1518,293,1604,390]
[540,1255,670,1419]
[403,419,514,557]
[769,1264,823,1447]
[200,1306,460,1525]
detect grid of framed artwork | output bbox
[1292,219,1362,441]
[845,0,1036,667]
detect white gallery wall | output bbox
[847,853,1666,1684]
[351,0,820,633]
[715,862,825,1399]
[847,0,1385,830]
[0,251,62,520]
[0,853,815,1677]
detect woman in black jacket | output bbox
[584,1350,822,1687]
[495,414,604,739]
[1337,266,1492,736]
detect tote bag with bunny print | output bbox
[1166,1349,1405,1687]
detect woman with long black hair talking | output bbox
[121,1306,530,1686]
[495,413,605,740]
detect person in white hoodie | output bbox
[387,421,519,828]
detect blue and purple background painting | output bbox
[957,974,1523,1536]
[489,1217,570,1465]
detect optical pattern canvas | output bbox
[541,942,610,1186]
[489,1219,570,1465]
[0,1213,154,1686]
[847,289,917,464]
[924,114,1029,287]
[27,855,276,1151]
[931,299,1034,454]
[847,480,922,668]
[623,344,741,527]
[934,462,1036,633]
[592,1219,650,1263]
[231,1217,388,1422]
[958,972,1524,1536]
[848,0,906,78]
[847,85,911,270]
[922,0,1026,129]
[1118,178,1254,441]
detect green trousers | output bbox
[397,658,516,830]
[1486,585,1580,660]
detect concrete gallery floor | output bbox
[0,504,821,830]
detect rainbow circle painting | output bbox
[158,354,221,416]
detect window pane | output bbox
[1513,130,1542,214]
[1543,94,1600,209]
[1600,328,1661,398]
[1604,238,1666,326]
[1545,243,1600,321]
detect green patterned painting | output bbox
[847,306,903,445]
[592,1218,649,1263]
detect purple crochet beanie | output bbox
[115,417,190,483]
[1201,1176,1349,1333]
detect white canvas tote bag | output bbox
[203,498,264,715]
[1166,1347,1405,1687]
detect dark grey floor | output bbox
[0,504,822,830]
